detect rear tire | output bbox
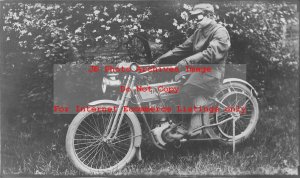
[205,82,259,145]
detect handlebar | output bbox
[138,64,156,67]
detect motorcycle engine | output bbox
[152,122,171,147]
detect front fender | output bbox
[223,78,258,96]
[88,99,142,148]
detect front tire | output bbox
[66,104,137,174]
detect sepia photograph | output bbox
[1,0,299,176]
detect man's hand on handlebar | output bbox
[176,59,188,71]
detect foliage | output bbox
[3,3,151,58]
[1,1,299,129]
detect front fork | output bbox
[104,75,136,139]
[103,75,166,150]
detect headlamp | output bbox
[130,63,138,72]
[101,76,121,94]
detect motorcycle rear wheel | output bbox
[66,104,136,174]
[205,82,259,145]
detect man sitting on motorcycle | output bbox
[153,3,231,141]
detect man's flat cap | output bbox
[190,3,214,15]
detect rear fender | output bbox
[223,78,258,97]
[88,100,142,148]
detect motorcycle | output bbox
[65,62,259,174]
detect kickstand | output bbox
[136,147,143,161]
[232,118,236,154]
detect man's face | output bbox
[190,13,212,28]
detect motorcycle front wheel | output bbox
[66,104,136,174]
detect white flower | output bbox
[94,10,100,15]
[75,27,81,34]
[133,25,138,30]
[124,35,128,38]
[181,11,189,21]
[100,18,105,22]
[157,29,162,34]
[140,29,145,32]
[117,19,122,23]
[113,4,119,10]
[106,20,112,24]
[173,19,178,26]
[105,26,110,30]
[111,36,116,40]
[20,29,27,35]
[163,32,169,38]
[183,4,192,10]
[177,24,183,30]
[95,36,102,41]
[270,57,279,62]
[155,38,161,43]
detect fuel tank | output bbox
[134,81,181,103]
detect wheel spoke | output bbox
[74,138,97,141]
[109,144,127,158]
[92,114,102,135]
[83,144,100,165]
[83,118,101,136]
[98,145,104,168]
[76,128,95,137]
[111,136,132,145]
[78,141,99,161]
[74,140,100,146]
[86,143,102,167]
[106,145,121,163]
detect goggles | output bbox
[190,13,205,21]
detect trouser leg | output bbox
[179,84,201,129]
[164,84,213,141]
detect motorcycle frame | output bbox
[104,72,242,149]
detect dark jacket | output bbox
[157,20,231,89]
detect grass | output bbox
[1,104,299,176]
